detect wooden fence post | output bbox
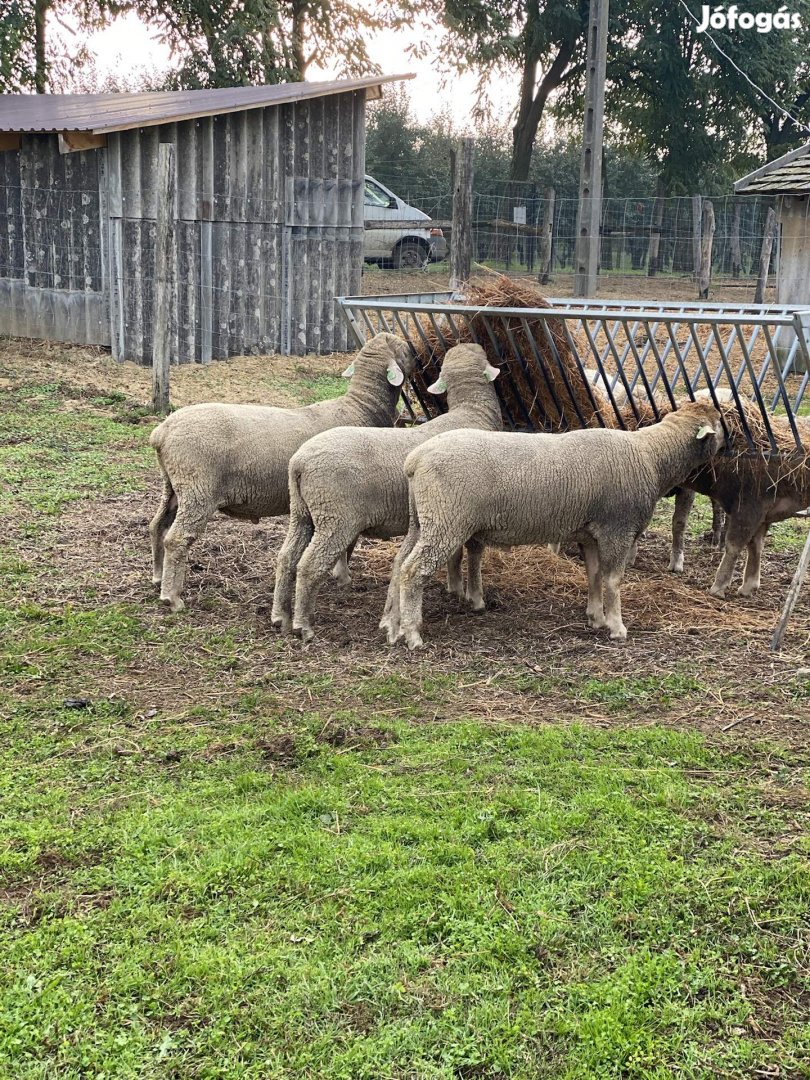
[754,207,777,304]
[698,199,715,300]
[152,142,175,415]
[538,185,555,284]
[450,137,474,293]
[691,194,702,281]
[646,178,665,277]
[730,200,743,278]
[771,527,810,651]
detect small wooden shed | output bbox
[735,144,810,308]
[0,76,407,363]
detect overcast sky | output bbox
[76,11,514,128]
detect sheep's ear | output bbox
[427,375,447,394]
[695,423,715,440]
[342,362,355,378]
[484,362,500,382]
[387,361,405,387]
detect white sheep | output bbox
[149,332,413,612]
[390,401,722,649]
[271,343,503,642]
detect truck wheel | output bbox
[393,241,429,270]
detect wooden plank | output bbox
[697,199,715,300]
[58,131,107,154]
[152,143,175,412]
[754,206,777,304]
[771,526,810,651]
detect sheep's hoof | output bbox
[152,575,163,587]
[608,626,627,641]
[331,566,352,586]
[161,594,184,613]
[737,582,759,597]
[292,623,314,644]
[667,555,684,573]
[709,584,728,599]
[466,597,486,613]
[404,629,424,650]
[270,614,292,634]
[587,611,607,629]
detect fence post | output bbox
[646,178,665,277]
[698,200,715,300]
[152,142,175,415]
[538,186,555,284]
[691,194,702,281]
[754,206,777,304]
[450,137,474,293]
[731,200,743,278]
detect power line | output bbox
[676,0,810,136]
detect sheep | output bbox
[390,401,722,649]
[148,332,413,612]
[669,428,810,598]
[271,343,503,642]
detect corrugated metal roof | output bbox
[0,74,413,135]
[735,141,810,194]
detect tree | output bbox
[413,0,593,183]
[130,0,403,88]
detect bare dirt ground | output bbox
[1,268,808,752]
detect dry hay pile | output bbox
[405,274,810,481]
[408,275,629,431]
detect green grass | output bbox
[0,372,808,1078]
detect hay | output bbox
[404,275,810,482]
[409,275,617,431]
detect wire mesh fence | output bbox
[387,190,780,280]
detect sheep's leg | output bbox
[738,523,768,597]
[159,502,213,613]
[271,512,314,634]
[464,539,486,612]
[399,534,461,650]
[149,477,178,586]
[547,541,561,556]
[331,539,356,585]
[581,540,606,630]
[709,513,755,598]
[710,500,726,548]
[668,488,696,573]
[602,569,627,641]
[293,529,356,643]
[380,526,420,644]
[446,547,465,598]
[594,533,634,640]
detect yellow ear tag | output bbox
[695,423,715,440]
[387,362,405,387]
[427,376,447,394]
[342,362,355,378]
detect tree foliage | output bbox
[128,0,400,88]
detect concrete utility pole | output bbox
[574,0,608,298]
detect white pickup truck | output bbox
[363,174,447,269]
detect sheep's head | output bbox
[427,343,500,394]
[671,400,723,458]
[342,332,414,387]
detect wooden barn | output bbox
[0,75,407,363]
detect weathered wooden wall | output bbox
[0,136,108,345]
[0,89,365,362]
[106,90,365,363]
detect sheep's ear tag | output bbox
[696,423,715,440]
[484,363,500,382]
[342,362,355,378]
[427,375,447,394]
[387,361,405,387]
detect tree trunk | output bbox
[754,207,777,304]
[730,200,742,278]
[646,176,665,277]
[510,38,577,183]
[698,200,715,300]
[34,0,50,93]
